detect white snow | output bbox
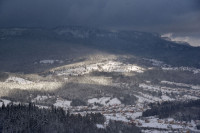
[126,112,143,119]
[135,95,154,103]
[31,95,52,102]
[0,99,11,107]
[104,114,129,123]
[96,124,105,129]
[107,98,121,105]
[139,84,161,91]
[138,116,199,132]
[161,81,200,90]
[182,95,199,100]
[161,95,174,101]
[139,118,168,129]
[142,130,169,133]
[56,60,144,76]
[145,59,165,67]
[162,66,200,74]
[35,105,49,109]
[40,60,54,64]
[138,117,184,129]
[137,84,178,103]
[54,99,71,108]
[5,77,33,84]
[136,92,163,103]
[88,97,121,106]
[144,58,200,74]
[39,60,63,64]
[0,81,63,91]
[139,83,200,102]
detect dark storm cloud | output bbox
[0,0,199,32]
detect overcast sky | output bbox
[0,0,200,33]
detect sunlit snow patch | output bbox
[5,77,33,84]
[56,60,144,76]
[88,97,121,106]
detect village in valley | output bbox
[0,57,200,132]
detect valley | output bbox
[0,27,200,132]
[0,54,200,132]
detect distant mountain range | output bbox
[0,26,200,73]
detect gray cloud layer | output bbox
[0,0,200,32]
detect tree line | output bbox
[143,99,200,122]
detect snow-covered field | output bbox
[88,97,121,106]
[0,81,62,91]
[5,77,33,84]
[53,98,71,109]
[0,77,63,93]
[55,60,144,76]
[39,60,64,64]
[162,66,200,74]
[31,95,55,103]
[144,58,200,74]
[161,80,200,90]
[139,82,200,102]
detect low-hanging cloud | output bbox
[0,0,199,33]
[162,32,200,47]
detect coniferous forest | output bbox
[0,103,141,133]
[143,99,200,122]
